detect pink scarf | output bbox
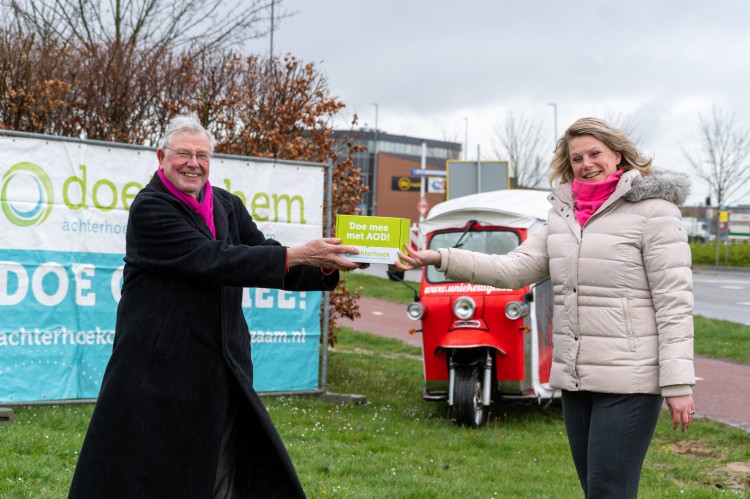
[157,169,216,238]
[571,170,623,226]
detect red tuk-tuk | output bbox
[395,189,560,427]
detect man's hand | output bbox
[287,238,365,271]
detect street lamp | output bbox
[371,103,379,216]
[547,103,558,147]
[269,0,275,58]
[463,117,468,160]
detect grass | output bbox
[0,404,93,497]
[2,328,748,498]
[694,316,750,364]
[339,270,417,304]
[2,274,747,497]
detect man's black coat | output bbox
[69,174,336,498]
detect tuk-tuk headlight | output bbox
[453,296,476,320]
[406,302,425,320]
[505,301,530,320]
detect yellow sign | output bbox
[719,210,729,223]
[398,177,413,191]
[335,215,411,264]
[391,176,420,192]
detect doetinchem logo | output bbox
[1,162,54,227]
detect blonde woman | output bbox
[398,117,695,498]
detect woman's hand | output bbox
[394,247,441,271]
[665,394,695,432]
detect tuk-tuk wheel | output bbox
[453,366,487,427]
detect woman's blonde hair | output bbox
[549,117,652,185]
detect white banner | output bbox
[0,133,327,401]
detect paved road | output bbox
[346,296,750,432]
[693,269,750,326]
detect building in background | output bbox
[332,129,462,222]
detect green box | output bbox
[335,215,411,264]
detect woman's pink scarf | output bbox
[157,169,216,238]
[571,170,623,226]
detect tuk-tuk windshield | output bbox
[426,229,521,283]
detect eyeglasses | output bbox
[165,147,211,165]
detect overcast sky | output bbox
[245,0,750,205]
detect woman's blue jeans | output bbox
[561,390,663,499]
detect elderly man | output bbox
[69,114,362,498]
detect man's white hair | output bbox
[159,113,216,152]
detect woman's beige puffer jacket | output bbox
[437,169,695,397]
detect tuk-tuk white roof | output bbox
[420,189,551,233]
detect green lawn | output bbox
[694,315,750,364]
[2,328,749,498]
[339,270,417,304]
[2,273,748,497]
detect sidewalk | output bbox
[345,296,750,432]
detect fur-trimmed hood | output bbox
[550,169,691,209]
[624,170,691,206]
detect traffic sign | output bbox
[418,196,429,217]
[446,160,509,199]
[410,168,446,177]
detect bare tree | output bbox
[682,106,750,207]
[491,112,549,188]
[602,110,640,142]
[2,0,289,53]
[439,127,461,149]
